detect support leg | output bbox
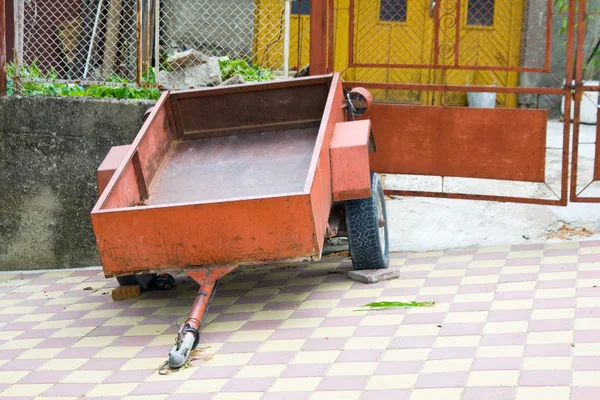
[167,266,236,369]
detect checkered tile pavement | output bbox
[0,240,600,399]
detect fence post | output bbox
[310,0,327,75]
[0,0,6,96]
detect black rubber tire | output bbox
[116,274,156,291]
[345,172,390,270]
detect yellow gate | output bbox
[333,0,524,106]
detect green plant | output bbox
[218,57,274,82]
[6,61,160,100]
[355,301,435,312]
[554,0,600,80]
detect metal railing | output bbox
[9,0,310,90]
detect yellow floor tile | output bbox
[466,371,520,386]
[213,394,262,400]
[422,359,472,373]
[292,350,340,364]
[228,330,274,342]
[444,311,489,323]
[280,318,324,329]
[476,345,524,358]
[258,339,305,352]
[205,353,254,366]
[0,384,52,397]
[575,318,600,330]
[574,343,600,356]
[0,371,30,384]
[123,324,170,336]
[201,321,245,333]
[409,388,462,400]
[39,358,89,371]
[483,321,529,334]
[383,349,430,362]
[235,364,286,378]
[311,327,356,338]
[0,338,43,350]
[269,377,322,392]
[491,300,534,311]
[50,326,96,338]
[326,362,377,376]
[366,374,418,390]
[86,383,138,397]
[103,316,146,326]
[522,357,572,370]
[435,336,481,348]
[526,331,573,345]
[73,336,118,348]
[61,370,113,383]
[121,357,166,370]
[310,391,361,400]
[94,346,143,358]
[573,371,600,386]
[344,337,392,350]
[516,387,570,400]
[531,308,574,320]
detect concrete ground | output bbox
[0,240,599,399]
[385,121,600,253]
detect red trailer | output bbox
[91,73,387,369]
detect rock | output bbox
[184,58,222,87]
[112,285,141,301]
[347,268,401,284]
[220,75,245,86]
[167,49,210,71]
[158,58,222,89]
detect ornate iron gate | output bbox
[315,0,578,206]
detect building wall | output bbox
[0,96,153,270]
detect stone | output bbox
[166,49,210,70]
[347,268,401,284]
[158,57,222,89]
[111,285,141,301]
[220,75,245,86]
[184,58,222,87]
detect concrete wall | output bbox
[162,0,255,58]
[519,0,600,110]
[0,96,154,271]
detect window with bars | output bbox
[379,0,407,22]
[292,0,311,15]
[467,0,495,26]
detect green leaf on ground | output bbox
[355,301,435,312]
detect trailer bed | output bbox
[147,128,318,205]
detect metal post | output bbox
[310,0,327,74]
[136,0,143,86]
[154,0,160,84]
[84,0,104,79]
[0,0,6,96]
[283,0,291,78]
[13,0,22,93]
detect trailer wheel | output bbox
[345,173,389,270]
[116,274,156,291]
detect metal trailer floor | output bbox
[146,128,319,205]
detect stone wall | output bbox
[0,96,154,270]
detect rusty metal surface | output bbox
[330,120,372,201]
[146,128,318,205]
[169,78,330,139]
[369,104,548,182]
[305,73,345,256]
[93,194,319,276]
[91,75,348,275]
[310,0,327,74]
[97,145,131,197]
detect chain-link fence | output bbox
[12,0,310,89]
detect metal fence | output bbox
[11,0,310,89]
